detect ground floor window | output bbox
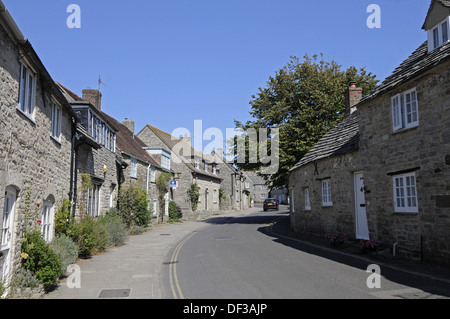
[87,184,101,217]
[41,201,54,243]
[393,172,418,213]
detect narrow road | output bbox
[161,206,450,299]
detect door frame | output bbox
[1,186,17,295]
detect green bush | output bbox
[54,199,72,236]
[117,183,150,228]
[21,230,63,290]
[168,201,180,222]
[100,215,128,247]
[11,268,41,290]
[49,234,79,274]
[68,215,109,258]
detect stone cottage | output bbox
[210,149,253,211]
[244,171,269,204]
[354,0,450,266]
[0,2,77,290]
[57,84,119,219]
[101,116,173,221]
[288,83,365,240]
[137,125,222,219]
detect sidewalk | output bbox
[44,219,208,299]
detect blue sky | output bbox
[3,0,431,149]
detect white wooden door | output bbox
[1,187,16,288]
[354,173,370,240]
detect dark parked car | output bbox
[263,198,279,211]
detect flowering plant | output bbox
[359,239,377,252]
[330,233,349,247]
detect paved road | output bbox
[161,206,450,299]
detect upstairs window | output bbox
[130,157,137,178]
[392,88,419,132]
[428,17,450,51]
[18,63,36,119]
[50,100,62,141]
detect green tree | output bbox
[117,183,150,227]
[232,54,378,187]
[187,183,200,211]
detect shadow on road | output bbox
[258,213,450,298]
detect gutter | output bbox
[0,0,27,44]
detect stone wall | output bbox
[357,61,450,266]
[0,24,73,283]
[289,152,361,239]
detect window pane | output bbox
[442,21,448,43]
[434,27,440,48]
[19,65,27,111]
[27,73,33,114]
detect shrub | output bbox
[187,183,200,211]
[11,268,41,290]
[168,201,180,221]
[100,215,128,247]
[117,183,150,227]
[54,199,72,236]
[21,230,63,290]
[49,234,79,274]
[68,215,109,258]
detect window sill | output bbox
[392,125,419,135]
[16,107,36,125]
[50,135,62,145]
[393,210,418,215]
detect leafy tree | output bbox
[187,183,200,211]
[232,54,378,187]
[117,183,150,227]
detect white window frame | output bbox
[17,63,36,119]
[391,88,419,132]
[87,183,101,217]
[304,188,311,211]
[50,100,62,142]
[213,189,217,203]
[322,179,333,207]
[41,201,54,243]
[429,17,450,50]
[212,164,217,175]
[393,172,418,214]
[130,157,138,178]
[205,162,209,172]
[195,157,200,169]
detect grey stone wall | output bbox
[0,24,73,282]
[289,152,361,239]
[357,62,450,266]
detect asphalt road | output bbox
[161,206,450,299]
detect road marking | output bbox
[169,231,199,299]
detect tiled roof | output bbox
[289,112,360,172]
[143,125,222,180]
[101,113,163,170]
[359,40,450,104]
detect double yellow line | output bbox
[169,231,198,299]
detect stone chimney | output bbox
[123,118,135,135]
[345,81,363,116]
[181,134,192,146]
[82,89,102,111]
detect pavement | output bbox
[43,206,450,299]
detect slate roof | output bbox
[359,40,450,104]
[289,112,360,172]
[101,113,164,170]
[141,125,222,180]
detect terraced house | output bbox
[0,3,77,290]
[290,0,450,267]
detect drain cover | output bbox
[99,289,131,299]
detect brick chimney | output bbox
[123,118,135,135]
[82,89,102,111]
[345,81,363,116]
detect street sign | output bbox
[170,181,178,189]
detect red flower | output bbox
[37,220,42,225]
